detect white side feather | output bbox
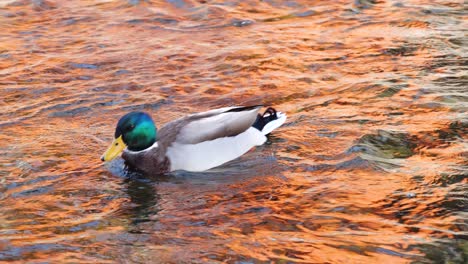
[166,127,266,172]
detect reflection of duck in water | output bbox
[101,105,286,174]
[124,177,159,225]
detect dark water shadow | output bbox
[123,177,160,227]
[106,152,285,231]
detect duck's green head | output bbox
[101,112,157,161]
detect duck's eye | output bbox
[126,124,135,131]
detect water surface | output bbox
[0,0,466,263]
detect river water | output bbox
[0,0,466,263]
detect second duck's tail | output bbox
[252,107,287,135]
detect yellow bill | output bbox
[101,135,126,161]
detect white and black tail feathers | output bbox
[252,107,287,135]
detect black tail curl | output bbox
[252,107,278,132]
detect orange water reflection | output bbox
[0,0,466,263]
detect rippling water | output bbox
[0,0,466,263]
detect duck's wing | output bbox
[158,105,267,172]
[176,105,262,144]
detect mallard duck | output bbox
[101,105,286,174]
